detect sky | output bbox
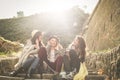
[0,0,99,19]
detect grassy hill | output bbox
[0,6,89,47]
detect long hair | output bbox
[31,31,44,47]
[76,35,86,59]
[47,35,63,50]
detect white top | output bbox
[49,50,55,62]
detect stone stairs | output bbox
[17,73,54,79]
[0,73,54,80]
[0,57,109,80]
[0,76,50,80]
[0,70,109,80]
[0,56,118,80]
[85,75,108,80]
[0,76,24,80]
[85,70,109,80]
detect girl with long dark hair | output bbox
[63,35,86,73]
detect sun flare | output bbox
[35,0,74,13]
[43,2,73,12]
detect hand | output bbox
[35,39,40,49]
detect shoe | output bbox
[66,72,74,79]
[9,71,17,77]
[60,72,67,79]
[9,67,23,77]
[26,73,31,78]
[26,68,34,78]
[71,68,77,75]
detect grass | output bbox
[88,48,112,54]
[0,52,8,58]
[0,51,21,58]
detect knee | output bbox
[57,55,63,62]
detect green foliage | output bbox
[0,37,22,54]
[0,6,89,47]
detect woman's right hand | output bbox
[35,39,40,49]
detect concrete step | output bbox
[25,79,50,80]
[1,72,55,79]
[85,75,108,80]
[88,71,98,75]
[0,75,54,80]
[0,76,24,80]
[0,74,109,80]
[0,76,51,80]
[88,72,98,75]
[4,72,55,79]
[17,73,55,79]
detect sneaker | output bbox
[66,72,74,79]
[60,72,67,79]
[9,71,17,77]
[26,73,32,78]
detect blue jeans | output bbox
[27,57,40,74]
[22,56,35,71]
